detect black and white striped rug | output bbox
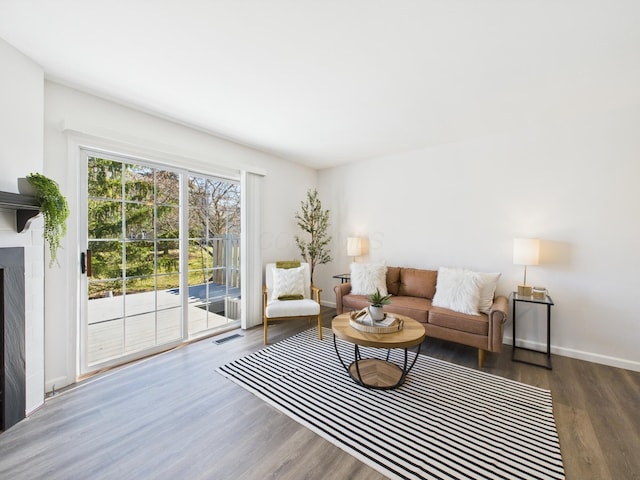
[217,327,565,480]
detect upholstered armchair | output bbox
[263,262,323,344]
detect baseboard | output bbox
[45,375,72,395]
[321,300,336,308]
[504,335,640,372]
[26,402,45,417]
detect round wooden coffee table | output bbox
[332,312,426,389]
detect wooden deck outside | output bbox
[87,289,240,365]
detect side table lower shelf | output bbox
[512,345,552,369]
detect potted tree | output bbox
[367,288,392,321]
[24,173,69,267]
[294,189,332,284]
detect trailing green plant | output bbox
[294,189,332,284]
[368,288,392,307]
[26,173,69,267]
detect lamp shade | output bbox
[347,237,362,257]
[513,238,540,266]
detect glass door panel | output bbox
[84,156,183,371]
[187,176,241,336]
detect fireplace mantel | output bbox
[0,191,40,232]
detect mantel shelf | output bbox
[0,191,41,232]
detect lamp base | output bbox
[517,285,532,296]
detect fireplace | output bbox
[0,247,26,431]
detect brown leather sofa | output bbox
[334,266,508,367]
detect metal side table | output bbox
[333,273,351,284]
[511,292,554,369]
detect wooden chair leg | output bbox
[478,349,486,368]
[317,314,323,340]
[264,318,268,345]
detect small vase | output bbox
[368,306,385,322]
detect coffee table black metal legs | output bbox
[333,334,421,389]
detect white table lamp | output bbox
[347,237,362,263]
[513,238,540,296]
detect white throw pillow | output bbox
[432,267,481,316]
[271,266,305,301]
[476,272,501,314]
[350,263,388,296]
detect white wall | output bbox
[0,37,45,414]
[317,105,640,372]
[44,82,317,390]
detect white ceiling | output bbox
[0,1,638,169]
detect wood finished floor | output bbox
[1,307,639,480]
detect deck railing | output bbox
[199,234,240,288]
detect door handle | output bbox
[81,250,92,276]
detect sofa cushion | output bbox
[432,267,481,315]
[341,294,430,323]
[476,272,501,314]
[350,263,388,296]
[398,268,437,299]
[340,294,371,312]
[382,296,431,323]
[428,306,489,335]
[386,266,401,296]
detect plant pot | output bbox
[368,305,385,322]
[17,177,36,196]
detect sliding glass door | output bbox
[80,151,240,374]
